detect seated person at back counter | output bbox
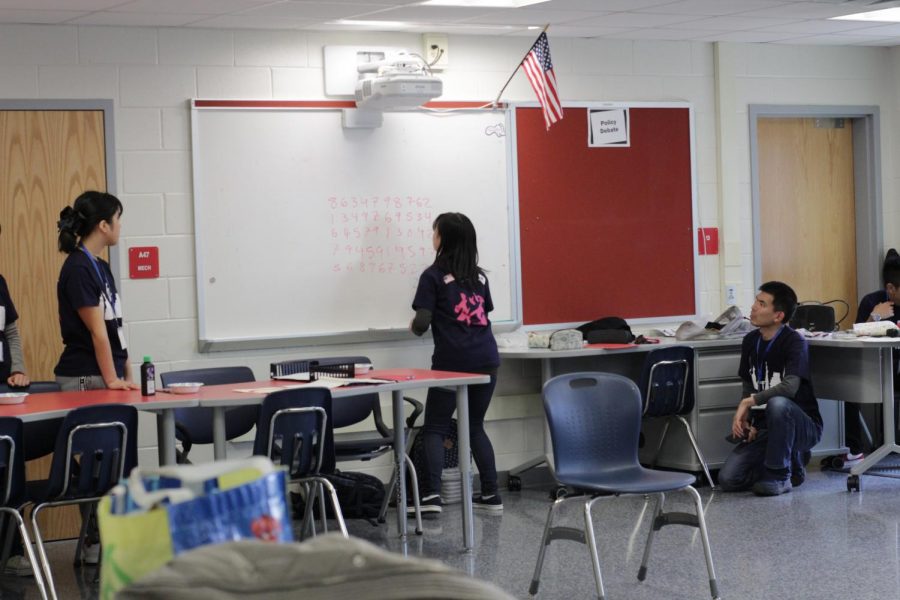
[718,281,823,496]
[856,248,900,324]
[845,249,900,456]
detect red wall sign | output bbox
[697,227,719,256]
[129,246,159,279]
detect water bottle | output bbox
[140,355,156,396]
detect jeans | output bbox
[56,374,107,391]
[718,396,822,491]
[422,370,498,496]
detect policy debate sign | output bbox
[588,108,630,147]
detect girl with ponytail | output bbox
[54,191,137,391]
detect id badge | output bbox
[117,326,128,350]
[102,296,115,320]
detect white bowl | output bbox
[166,382,204,394]
[0,392,28,405]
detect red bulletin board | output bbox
[516,105,696,325]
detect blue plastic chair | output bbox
[252,387,348,539]
[0,417,48,598]
[26,404,138,600]
[160,366,257,462]
[270,356,424,527]
[638,346,714,488]
[531,372,719,600]
[0,382,63,571]
[0,381,63,462]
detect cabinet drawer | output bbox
[696,351,740,381]
[698,409,737,467]
[697,381,743,409]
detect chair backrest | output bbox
[162,366,257,443]
[273,356,377,429]
[253,388,335,478]
[638,345,695,417]
[0,417,25,507]
[0,382,63,460]
[543,372,642,481]
[46,404,138,500]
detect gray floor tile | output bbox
[4,467,900,599]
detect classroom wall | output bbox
[0,23,896,474]
[715,42,897,310]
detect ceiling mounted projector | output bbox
[355,74,443,111]
[354,52,442,112]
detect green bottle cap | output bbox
[143,356,152,362]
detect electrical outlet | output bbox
[725,285,737,306]
[423,33,449,69]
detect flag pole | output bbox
[492,24,550,108]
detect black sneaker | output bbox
[409,493,442,515]
[473,493,503,512]
[791,450,811,487]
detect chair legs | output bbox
[0,507,49,600]
[296,479,349,540]
[31,502,58,600]
[637,493,665,581]
[530,487,719,600]
[637,487,719,600]
[685,485,720,600]
[311,476,348,538]
[377,453,423,533]
[529,496,565,596]
[583,496,608,600]
[676,416,715,489]
[651,416,715,489]
[31,498,103,600]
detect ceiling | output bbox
[6,0,900,46]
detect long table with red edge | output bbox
[0,369,490,550]
[188,368,490,549]
[0,387,197,486]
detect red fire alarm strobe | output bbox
[129,246,159,279]
[697,227,719,256]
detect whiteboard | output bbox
[191,102,520,350]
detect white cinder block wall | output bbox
[1,23,897,477]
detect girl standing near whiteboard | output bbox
[410,212,502,514]
[55,191,137,391]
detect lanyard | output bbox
[755,325,784,385]
[79,246,117,318]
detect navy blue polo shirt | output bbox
[855,289,900,324]
[412,265,500,372]
[54,250,127,378]
[0,275,19,380]
[738,326,821,427]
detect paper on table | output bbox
[270,375,397,386]
[233,385,306,394]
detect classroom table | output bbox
[0,388,197,468]
[499,335,899,491]
[803,336,900,491]
[183,368,490,549]
[498,339,743,483]
[0,369,489,550]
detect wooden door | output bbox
[758,117,857,323]
[0,108,108,540]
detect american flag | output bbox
[521,32,562,130]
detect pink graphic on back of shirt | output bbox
[454,292,488,326]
